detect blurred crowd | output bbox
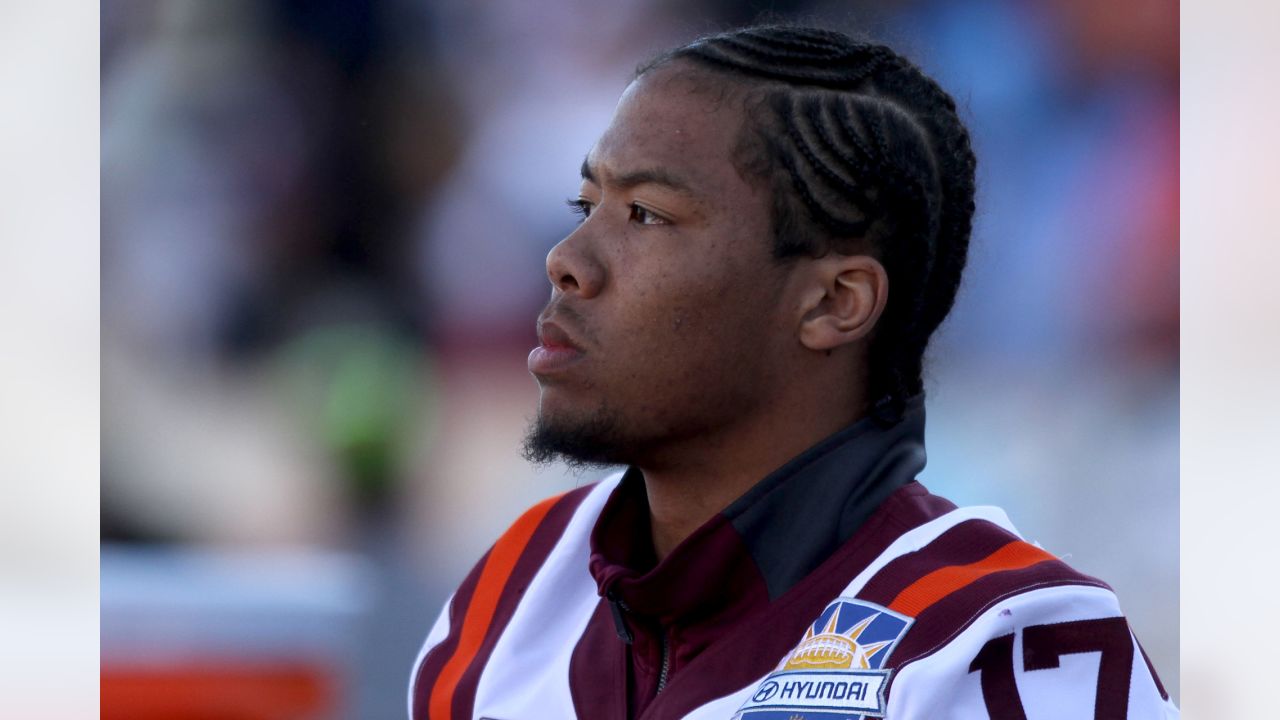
[100,0,1178,717]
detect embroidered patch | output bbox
[734,598,912,719]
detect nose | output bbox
[546,229,605,298]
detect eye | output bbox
[629,203,669,226]
[566,198,593,222]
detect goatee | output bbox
[521,405,631,471]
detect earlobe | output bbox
[797,256,888,352]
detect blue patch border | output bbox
[798,597,914,669]
[735,597,915,720]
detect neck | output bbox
[639,382,869,560]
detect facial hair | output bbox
[521,402,634,471]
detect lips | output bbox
[537,320,582,352]
[529,319,585,376]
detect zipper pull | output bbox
[605,589,633,645]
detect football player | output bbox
[411,25,1177,720]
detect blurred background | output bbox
[99,0,1178,717]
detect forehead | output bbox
[586,64,751,197]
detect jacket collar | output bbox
[587,397,928,625]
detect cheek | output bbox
[622,270,772,376]
[621,258,732,336]
[599,223,782,384]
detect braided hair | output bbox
[639,25,977,421]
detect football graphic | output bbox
[782,605,891,671]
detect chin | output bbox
[522,398,635,469]
[533,386,586,424]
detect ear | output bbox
[797,254,889,352]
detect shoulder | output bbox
[850,498,1177,718]
[479,473,622,565]
[431,472,619,630]
[493,479,608,550]
[868,509,1109,655]
[883,583,1177,718]
[407,474,620,719]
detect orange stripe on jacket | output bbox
[427,493,566,720]
[887,540,1055,618]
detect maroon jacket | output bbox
[409,402,1174,719]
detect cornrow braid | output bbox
[777,97,874,237]
[639,25,977,421]
[687,35,890,90]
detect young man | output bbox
[410,26,1177,720]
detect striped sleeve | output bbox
[409,488,591,720]
[407,590,455,719]
[884,584,1178,719]
[850,516,1177,718]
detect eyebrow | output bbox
[580,157,698,197]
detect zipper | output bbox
[656,630,671,694]
[607,588,671,701]
[605,589,633,644]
